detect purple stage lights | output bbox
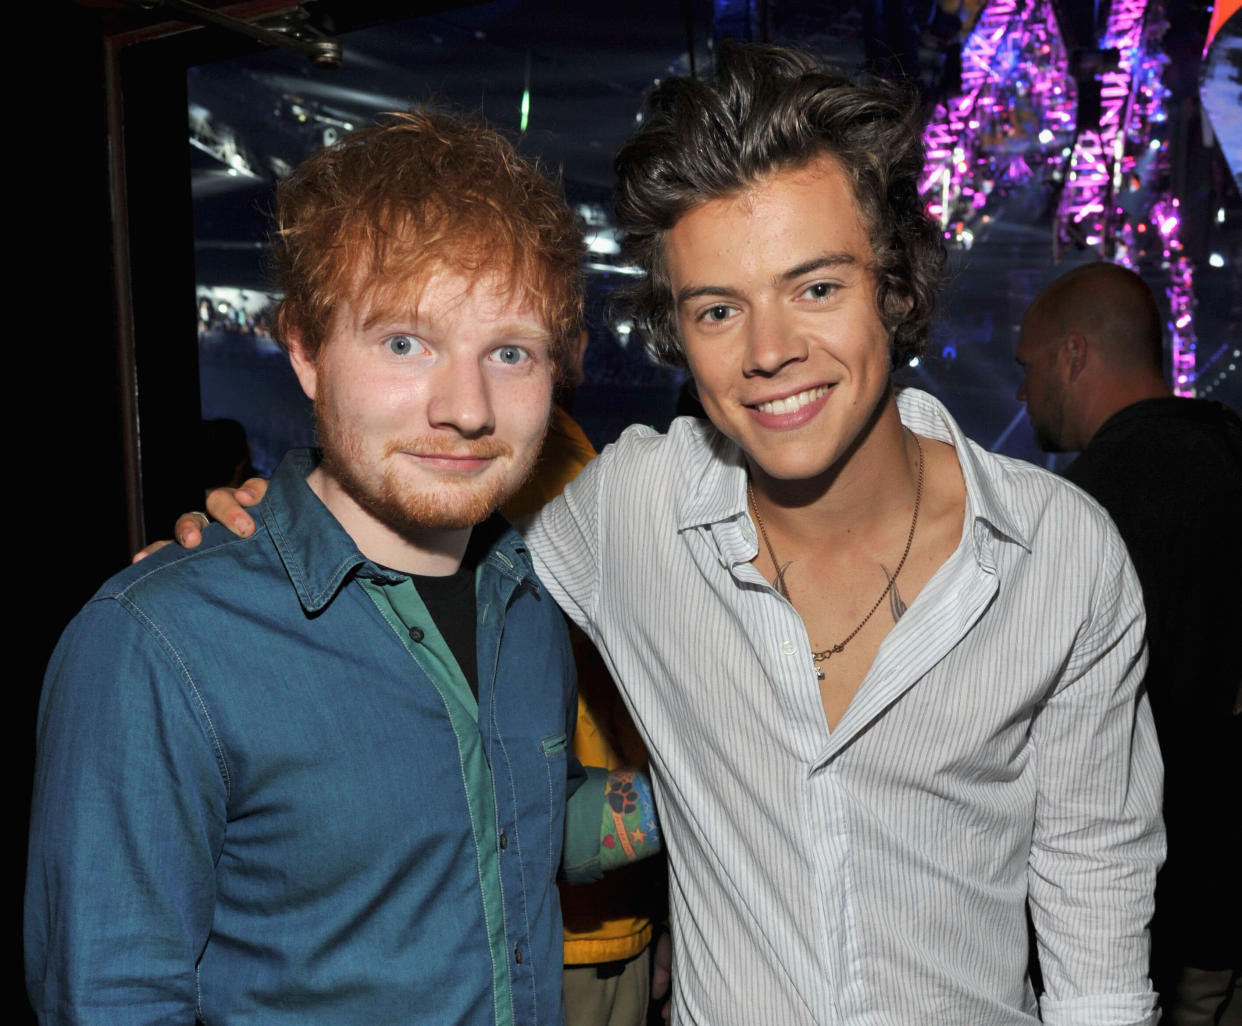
[920,0,1196,393]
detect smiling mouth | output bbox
[389,438,511,463]
[407,452,500,472]
[752,385,830,416]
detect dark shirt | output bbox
[1065,396,1242,971]
[411,553,481,696]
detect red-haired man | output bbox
[26,113,658,1025]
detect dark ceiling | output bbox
[129,0,1242,462]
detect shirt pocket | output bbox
[540,733,569,869]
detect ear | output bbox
[287,333,319,401]
[1061,331,1089,381]
[567,329,590,388]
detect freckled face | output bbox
[665,155,893,487]
[290,269,553,537]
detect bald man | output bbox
[1016,262,1242,1026]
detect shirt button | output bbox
[514,944,522,964]
[781,639,797,655]
[499,829,508,851]
[408,625,424,643]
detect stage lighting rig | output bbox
[116,1,342,69]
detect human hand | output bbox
[131,478,269,563]
[651,930,671,1022]
[131,538,172,563]
[204,477,267,540]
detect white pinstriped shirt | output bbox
[525,389,1164,1026]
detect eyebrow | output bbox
[360,310,415,332]
[360,310,552,343]
[674,252,860,306]
[780,253,858,282]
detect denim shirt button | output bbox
[408,625,424,643]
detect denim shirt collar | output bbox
[260,448,539,615]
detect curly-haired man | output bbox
[528,43,1162,1025]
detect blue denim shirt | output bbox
[26,449,581,1025]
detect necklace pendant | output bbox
[815,666,825,681]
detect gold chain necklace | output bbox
[748,433,925,681]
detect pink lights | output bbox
[919,0,1074,237]
[1055,0,1171,256]
[1151,194,1197,395]
[918,0,1196,393]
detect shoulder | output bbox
[899,388,1121,556]
[1084,397,1241,456]
[959,445,1147,689]
[1069,398,1242,508]
[982,440,1122,547]
[604,415,715,461]
[485,516,551,593]
[61,521,278,674]
[520,417,735,597]
[42,528,274,752]
[589,416,731,493]
[88,521,270,610]
[946,429,1135,623]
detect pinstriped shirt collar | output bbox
[675,387,1031,562]
[894,388,1030,555]
[674,423,750,532]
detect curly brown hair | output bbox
[613,41,945,368]
[271,111,584,382]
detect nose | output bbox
[743,303,807,377]
[427,357,494,437]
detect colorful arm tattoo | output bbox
[598,768,661,872]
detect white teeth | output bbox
[755,386,829,415]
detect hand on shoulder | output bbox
[130,477,269,562]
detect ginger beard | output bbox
[312,377,547,533]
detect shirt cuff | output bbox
[561,765,609,884]
[1039,990,1159,1026]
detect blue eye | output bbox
[494,345,527,365]
[385,334,416,356]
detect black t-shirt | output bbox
[410,565,479,699]
[396,516,510,702]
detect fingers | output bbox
[651,931,672,999]
[237,476,269,504]
[205,480,265,539]
[131,539,172,564]
[174,512,210,549]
